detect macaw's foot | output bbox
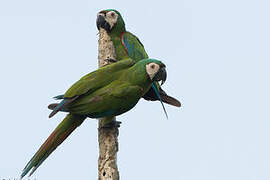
[101,120,122,128]
[105,58,117,64]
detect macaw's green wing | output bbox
[121,31,149,62]
[64,59,135,98]
[48,59,135,118]
[67,81,144,118]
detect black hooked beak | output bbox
[96,12,111,33]
[153,65,167,85]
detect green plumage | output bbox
[21,58,166,178]
[97,9,181,107]
[62,59,154,117]
[21,9,179,178]
[97,9,147,62]
[21,114,85,178]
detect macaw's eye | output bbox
[108,11,115,18]
[151,64,155,69]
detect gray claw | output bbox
[102,120,122,128]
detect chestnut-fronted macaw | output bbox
[20,58,167,178]
[96,9,181,108]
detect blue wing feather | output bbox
[48,99,67,118]
[123,35,136,59]
[53,95,64,100]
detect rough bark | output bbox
[97,28,120,180]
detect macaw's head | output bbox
[145,59,167,85]
[96,9,126,34]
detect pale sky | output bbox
[0,0,270,180]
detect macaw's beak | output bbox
[153,65,167,85]
[96,13,111,32]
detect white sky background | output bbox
[0,0,269,179]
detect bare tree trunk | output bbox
[97,28,120,180]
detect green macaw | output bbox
[96,9,181,108]
[20,58,167,178]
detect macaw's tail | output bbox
[20,114,86,179]
[160,90,181,107]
